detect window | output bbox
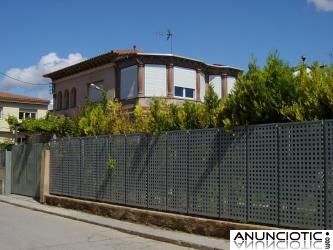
[0,107,3,119]
[174,86,183,97]
[64,90,69,109]
[185,88,194,98]
[70,88,77,108]
[88,82,104,102]
[174,86,195,99]
[57,91,62,110]
[19,109,37,120]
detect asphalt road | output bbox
[0,202,193,250]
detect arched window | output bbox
[64,90,69,109]
[57,91,62,110]
[70,87,77,108]
[53,94,57,111]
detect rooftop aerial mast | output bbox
[155,29,174,54]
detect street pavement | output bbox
[0,202,194,250]
[0,194,230,250]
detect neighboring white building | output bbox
[44,49,242,117]
[0,92,49,143]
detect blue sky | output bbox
[0,0,333,99]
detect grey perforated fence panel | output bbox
[248,124,278,225]
[126,134,148,207]
[109,135,126,204]
[95,136,109,201]
[61,139,70,197]
[81,137,98,200]
[167,131,189,213]
[47,121,333,229]
[66,138,81,198]
[147,134,167,211]
[50,140,63,195]
[279,121,325,229]
[188,129,219,218]
[325,121,333,229]
[220,127,247,221]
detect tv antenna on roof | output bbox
[155,29,174,54]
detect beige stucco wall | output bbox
[53,63,116,117]
[0,101,48,143]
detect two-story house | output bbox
[44,49,241,117]
[0,92,49,143]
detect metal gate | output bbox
[11,144,44,198]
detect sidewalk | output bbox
[0,194,230,250]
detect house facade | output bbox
[0,92,49,143]
[44,50,241,117]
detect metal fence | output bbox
[0,150,5,168]
[11,144,44,198]
[49,120,333,229]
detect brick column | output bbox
[167,63,174,98]
[222,73,228,98]
[137,62,144,97]
[196,69,201,101]
[115,66,120,99]
[205,74,209,97]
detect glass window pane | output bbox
[31,113,36,119]
[185,88,194,98]
[174,86,183,97]
[19,112,23,119]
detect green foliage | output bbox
[6,115,19,132]
[147,98,176,135]
[107,157,116,171]
[78,98,149,136]
[203,85,222,128]
[221,52,297,128]
[21,112,79,137]
[0,138,14,149]
[281,63,333,121]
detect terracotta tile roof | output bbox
[44,49,141,80]
[0,92,49,105]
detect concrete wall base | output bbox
[44,194,280,239]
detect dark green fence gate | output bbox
[11,144,44,198]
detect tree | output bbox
[221,52,297,128]
[282,63,333,121]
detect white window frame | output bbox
[174,86,195,99]
[19,109,37,120]
[0,107,3,120]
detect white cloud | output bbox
[0,52,85,99]
[308,0,333,11]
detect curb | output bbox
[0,197,229,250]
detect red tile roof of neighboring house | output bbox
[0,92,49,105]
[44,49,140,80]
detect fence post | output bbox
[40,150,50,203]
[277,124,281,227]
[124,134,127,205]
[165,132,168,211]
[80,138,84,199]
[323,120,327,229]
[218,128,221,218]
[187,130,190,215]
[4,151,12,195]
[245,125,249,222]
